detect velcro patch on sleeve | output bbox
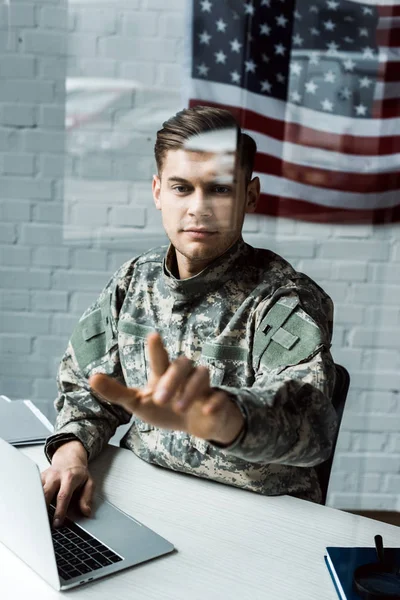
[254,299,324,372]
[71,307,107,371]
[81,309,105,341]
[271,327,299,350]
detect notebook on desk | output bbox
[0,397,53,445]
[325,546,400,600]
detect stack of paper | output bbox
[0,395,54,446]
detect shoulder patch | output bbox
[253,299,324,371]
[71,293,115,371]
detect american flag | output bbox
[187,0,400,223]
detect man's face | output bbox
[152,149,259,277]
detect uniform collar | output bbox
[163,237,248,298]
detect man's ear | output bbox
[245,176,260,214]
[152,174,162,210]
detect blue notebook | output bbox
[325,547,400,600]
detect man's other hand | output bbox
[89,332,244,446]
[41,440,95,528]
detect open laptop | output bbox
[0,437,175,591]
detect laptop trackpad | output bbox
[67,497,174,564]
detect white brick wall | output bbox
[0,0,399,510]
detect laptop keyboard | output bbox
[48,504,123,581]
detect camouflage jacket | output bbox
[45,237,337,503]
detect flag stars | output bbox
[339,87,352,100]
[292,33,304,46]
[214,50,227,64]
[244,2,255,16]
[359,76,373,88]
[199,31,211,45]
[362,7,373,15]
[355,104,367,115]
[324,70,336,83]
[274,43,286,55]
[290,61,302,75]
[245,59,256,73]
[197,63,209,76]
[191,0,381,116]
[343,58,356,71]
[216,19,227,32]
[260,23,271,35]
[230,38,242,52]
[260,80,272,93]
[276,14,288,27]
[291,90,302,103]
[321,99,333,111]
[326,41,339,55]
[324,19,336,31]
[305,80,318,94]
[200,0,212,13]
[363,47,375,59]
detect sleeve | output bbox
[44,260,136,464]
[211,293,338,467]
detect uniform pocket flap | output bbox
[118,320,154,338]
[271,327,299,350]
[202,343,247,362]
[81,309,105,340]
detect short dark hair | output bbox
[154,105,257,183]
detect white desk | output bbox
[1,444,399,600]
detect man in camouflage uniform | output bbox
[42,107,337,526]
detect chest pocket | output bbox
[253,298,324,373]
[71,294,115,372]
[199,343,249,387]
[198,346,224,387]
[117,320,154,388]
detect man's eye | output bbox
[213,186,230,194]
[173,186,188,193]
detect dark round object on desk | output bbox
[353,562,400,599]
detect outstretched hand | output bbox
[89,333,244,446]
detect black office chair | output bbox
[315,363,350,505]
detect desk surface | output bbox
[1,444,399,600]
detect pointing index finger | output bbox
[147,332,170,382]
